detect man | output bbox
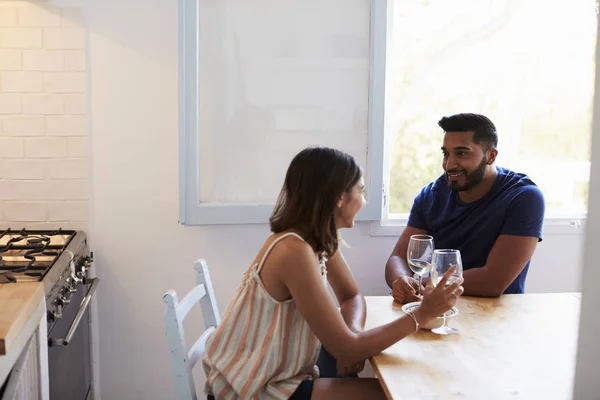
[386,113,545,303]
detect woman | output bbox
[203,147,463,399]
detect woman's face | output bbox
[334,176,366,229]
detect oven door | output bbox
[47,278,98,400]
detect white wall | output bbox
[72,1,587,399]
[572,8,600,398]
[0,2,89,230]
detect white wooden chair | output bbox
[163,259,221,400]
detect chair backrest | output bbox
[163,259,221,400]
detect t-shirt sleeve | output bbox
[407,189,428,230]
[500,185,545,241]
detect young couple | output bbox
[203,113,544,399]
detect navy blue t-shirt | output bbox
[407,166,545,294]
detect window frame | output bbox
[178,0,388,225]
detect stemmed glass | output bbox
[430,249,463,335]
[407,235,434,297]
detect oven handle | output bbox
[49,277,99,347]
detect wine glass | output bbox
[407,234,434,297]
[430,249,463,335]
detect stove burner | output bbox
[0,228,76,282]
[27,237,45,247]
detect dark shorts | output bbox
[289,379,314,400]
[316,346,358,378]
[206,380,313,400]
[206,346,350,399]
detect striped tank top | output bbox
[202,232,327,399]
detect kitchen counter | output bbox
[0,282,47,397]
[0,283,44,356]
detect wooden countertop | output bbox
[0,283,45,356]
[365,294,581,400]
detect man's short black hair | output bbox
[438,113,498,150]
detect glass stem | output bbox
[417,274,421,296]
[442,312,448,328]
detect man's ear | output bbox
[487,148,498,164]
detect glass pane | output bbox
[387,0,596,215]
[198,0,370,203]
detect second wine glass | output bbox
[407,234,434,297]
[430,249,463,335]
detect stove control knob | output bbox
[51,309,62,320]
[60,289,72,304]
[57,296,69,307]
[71,274,82,286]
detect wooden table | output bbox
[364,294,581,400]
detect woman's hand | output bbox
[336,359,365,377]
[416,267,464,324]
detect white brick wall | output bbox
[1,71,43,92]
[43,28,85,50]
[46,159,87,179]
[64,50,85,71]
[64,94,86,114]
[0,94,21,114]
[25,137,66,158]
[46,115,86,135]
[0,28,43,49]
[0,138,23,158]
[0,7,17,26]
[1,116,45,136]
[43,71,85,93]
[23,94,64,114]
[23,50,65,71]
[0,50,22,70]
[0,180,49,201]
[0,2,89,228]
[17,4,61,27]
[4,159,45,179]
[4,202,46,222]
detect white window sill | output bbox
[369,215,587,237]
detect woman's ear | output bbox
[337,193,345,208]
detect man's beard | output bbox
[446,157,488,191]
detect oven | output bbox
[0,229,97,400]
[48,278,95,400]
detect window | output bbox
[179,0,595,226]
[385,0,596,219]
[178,0,384,225]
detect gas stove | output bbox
[0,228,97,399]
[0,228,94,326]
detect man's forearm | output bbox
[340,294,366,332]
[462,267,504,297]
[385,255,412,288]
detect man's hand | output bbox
[391,275,424,304]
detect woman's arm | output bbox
[273,239,461,366]
[326,249,365,333]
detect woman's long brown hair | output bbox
[269,146,362,256]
